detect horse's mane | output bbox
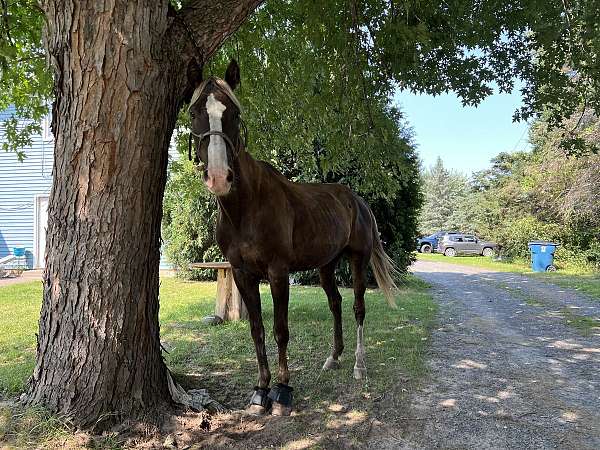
[189,77,242,112]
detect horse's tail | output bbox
[369,212,400,308]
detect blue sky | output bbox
[395,85,531,175]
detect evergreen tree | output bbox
[419,157,469,233]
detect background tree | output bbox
[419,157,470,234]
[421,112,600,269]
[1,0,600,427]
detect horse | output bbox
[187,59,399,416]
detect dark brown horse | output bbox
[188,60,398,416]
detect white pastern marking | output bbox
[355,325,365,366]
[206,94,228,171]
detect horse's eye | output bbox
[190,112,195,119]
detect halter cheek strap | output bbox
[188,118,248,164]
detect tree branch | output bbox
[1,0,13,45]
[177,0,265,64]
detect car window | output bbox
[464,235,476,242]
[451,236,463,242]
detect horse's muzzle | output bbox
[205,168,234,196]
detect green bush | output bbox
[162,153,221,281]
[491,216,562,260]
[162,128,422,286]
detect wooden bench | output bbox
[189,262,248,321]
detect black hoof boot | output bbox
[268,383,293,416]
[247,387,271,415]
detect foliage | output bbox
[163,106,422,283]
[162,127,223,281]
[491,216,562,260]
[419,111,600,271]
[418,157,472,234]
[2,0,600,157]
[0,0,51,160]
[163,2,423,283]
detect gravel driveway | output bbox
[377,260,600,450]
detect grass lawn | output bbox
[0,282,43,397]
[531,273,600,300]
[1,276,436,447]
[416,252,530,272]
[416,252,600,300]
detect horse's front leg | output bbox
[233,268,271,414]
[268,268,294,416]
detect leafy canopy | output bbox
[163,0,423,277]
[2,0,600,156]
[0,0,50,160]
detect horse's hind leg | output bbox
[350,252,369,380]
[320,258,344,370]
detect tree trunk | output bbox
[26,0,179,426]
[26,0,263,427]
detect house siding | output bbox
[0,106,53,268]
[1,106,175,269]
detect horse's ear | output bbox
[224,59,240,90]
[187,58,203,88]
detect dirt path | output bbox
[0,269,43,286]
[379,260,600,449]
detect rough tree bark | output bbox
[26,0,263,427]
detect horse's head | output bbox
[188,59,242,196]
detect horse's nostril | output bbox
[226,169,234,183]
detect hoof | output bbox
[323,356,341,370]
[353,366,367,380]
[267,383,293,416]
[247,387,271,415]
[271,402,292,416]
[246,403,268,415]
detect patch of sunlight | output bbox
[497,389,513,400]
[474,394,500,403]
[439,398,456,408]
[327,403,346,413]
[282,437,319,450]
[453,359,488,370]
[325,409,367,429]
[581,347,600,353]
[560,411,579,423]
[209,370,234,377]
[547,340,581,350]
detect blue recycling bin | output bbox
[528,241,559,272]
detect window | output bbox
[464,236,476,242]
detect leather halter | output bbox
[187,85,247,166]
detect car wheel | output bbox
[482,247,494,257]
[546,265,557,272]
[444,248,456,257]
[420,243,433,253]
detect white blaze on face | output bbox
[205,93,228,172]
